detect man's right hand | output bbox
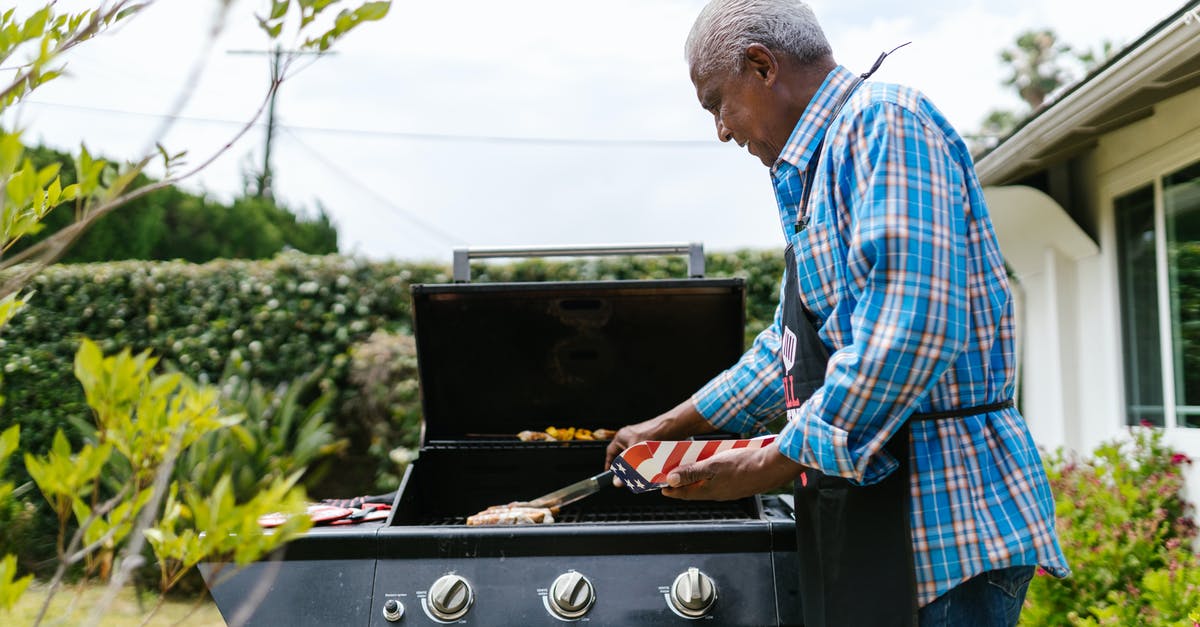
[604,399,718,471]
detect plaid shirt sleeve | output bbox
[776,100,970,484]
[689,276,785,435]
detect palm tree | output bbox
[1000,29,1074,109]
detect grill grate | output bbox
[422,502,752,526]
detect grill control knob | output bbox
[382,599,405,622]
[427,574,473,621]
[548,571,595,619]
[670,567,717,618]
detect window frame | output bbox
[1110,157,1200,431]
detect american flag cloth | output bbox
[611,436,777,493]
[690,65,1069,606]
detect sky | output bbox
[4,0,1190,263]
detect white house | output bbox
[976,2,1200,500]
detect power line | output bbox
[21,99,718,148]
[279,126,464,248]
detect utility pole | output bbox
[228,45,332,201]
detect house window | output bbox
[1116,159,1200,428]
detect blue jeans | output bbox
[918,566,1036,627]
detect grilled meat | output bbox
[466,503,558,526]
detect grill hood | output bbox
[411,279,746,443]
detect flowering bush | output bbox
[338,331,421,493]
[0,253,446,482]
[1022,427,1200,625]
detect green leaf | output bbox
[60,182,79,201]
[72,498,92,526]
[0,425,17,463]
[256,15,283,39]
[0,131,23,175]
[19,7,50,40]
[355,1,390,22]
[50,429,70,459]
[37,162,60,187]
[115,3,148,22]
[0,292,26,331]
[269,0,290,20]
[0,554,32,611]
[45,177,61,209]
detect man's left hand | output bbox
[662,443,804,501]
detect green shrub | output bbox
[12,145,340,265]
[0,253,447,471]
[1023,427,1199,625]
[0,249,784,467]
[176,364,346,503]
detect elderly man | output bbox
[604,1,1069,625]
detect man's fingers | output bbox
[604,440,624,470]
[667,462,712,487]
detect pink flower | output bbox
[1141,419,1155,427]
[1172,453,1192,465]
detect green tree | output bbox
[0,0,390,621]
[1002,29,1075,110]
[973,31,1120,151]
[8,144,338,263]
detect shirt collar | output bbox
[772,65,858,176]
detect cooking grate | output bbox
[423,502,753,526]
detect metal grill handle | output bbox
[452,242,706,282]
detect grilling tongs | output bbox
[525,470,616,509]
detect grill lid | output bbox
[411,279,745,442]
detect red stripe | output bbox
[731,439,750,449]
[621,442,653,468]
[696,440,721,462]
[657,441,690,476]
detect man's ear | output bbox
[743,43,777,85]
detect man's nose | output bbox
[715,117,732,142]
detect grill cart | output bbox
[201,244,802,626]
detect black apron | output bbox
[781,72,1013,627]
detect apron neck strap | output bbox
[793,42,910,234]
[861,41,911,80]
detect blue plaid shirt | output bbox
[692,66,1069,605]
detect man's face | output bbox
[692,60,792,167]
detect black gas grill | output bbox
[201,244,802,626]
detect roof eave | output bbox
[976,3,1200,186]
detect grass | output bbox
[6,582,225,626]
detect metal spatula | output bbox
[526,470,616,509]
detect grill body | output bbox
[202,276,803,625]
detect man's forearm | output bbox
[657,398,720,439]
[604,399,718,469]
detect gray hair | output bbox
[685,0,832,77]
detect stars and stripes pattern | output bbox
[611,436,778,493]
[690,65,1069,606]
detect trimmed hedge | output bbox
[0,249,784,469]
